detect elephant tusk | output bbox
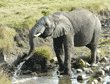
[34,33,41,37]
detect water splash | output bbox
[13,61,25,78]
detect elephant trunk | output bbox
[23,36,36,61]
[23,27,45,61]
[23,33,44,61]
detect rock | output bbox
[76,69,83,73]
[94,70,105,77]
[107,82,110,84]
[97,77,103,82]
[57,69,60,75]
[92,64,98,67]
[77,75,88,80]
[58,75,63,78]
[31,72,37,75]
[76,58,87,68]
[91,82,95,84]
[82,68,88,71]
[100,57,108,63]
[109,68,110,75]
[93,79,98,84]
[86,62,91,67]
[86,69,94,74]
[50,57,57,63]
[102,67,109,73]
[97,49,104,60]
[21,70,32,74]
[71,68,75,73]
[82,68,93,74]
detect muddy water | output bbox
[12,65,110,84]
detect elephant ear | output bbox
[51,15,72,38]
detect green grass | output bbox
[0,0,110,30]
[34,45,53,62]
[100,37,110,45]
[17,40,26,47]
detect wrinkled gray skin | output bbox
[24,8,101,75]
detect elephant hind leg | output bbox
[86,44,97,65]
[53,37,64,71]
[86,31,100,65]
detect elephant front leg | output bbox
[64,35,73,75]
[53,38,64,72]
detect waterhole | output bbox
[12,62,110,84]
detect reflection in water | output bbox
[12,74,89,84]
[12,70,89,84]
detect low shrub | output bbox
[33,45,53,62]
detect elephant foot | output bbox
[63,69,72,76]
[88,58,96,66]
[59,65,65,71]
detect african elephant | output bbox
[23,8,101,75]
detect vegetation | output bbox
[76,58,87,68]
[0,73,11,84]
[0,0,110,30]
[34,46,53,62]
[0,63,11,84]
[17,40,26,47]
[0,26,16,52]
[0,74,11,84]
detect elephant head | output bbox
[24,13,72,61]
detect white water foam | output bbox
[13,61,25,82]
